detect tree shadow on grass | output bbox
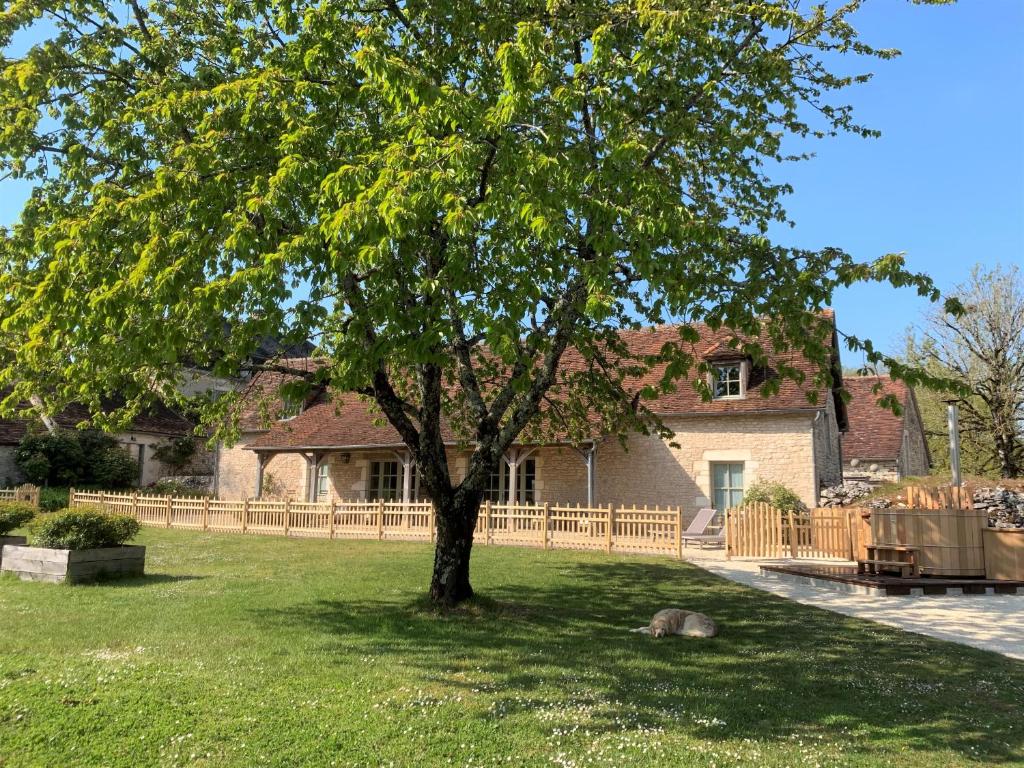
[255,557,1024,764]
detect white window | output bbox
[368,460,425,501]
[368,460,401,501]
[316,462,330,497]
[484,459,536,504]
[713,364,744,398]
[277,393,305,420]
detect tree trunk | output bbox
[429,493,481,605]
[994,430,1021,479]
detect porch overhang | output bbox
[250,439,601,505]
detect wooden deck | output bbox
[760,563,1024,597]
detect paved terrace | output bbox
[682,547,1024,661]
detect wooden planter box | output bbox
[0,536,27,569]
[870,508,987,577]
[983,529,1024,581]
[0,545,145,584]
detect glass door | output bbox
[712,462,745,511]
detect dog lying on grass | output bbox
[630,608,718,638]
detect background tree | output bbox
[0,1,952,604]
[905,264,1024,479]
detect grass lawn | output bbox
[1,529,1021,767]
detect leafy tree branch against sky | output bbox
[3,2,1019,349]
[0,0,1008,602]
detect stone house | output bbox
[216,319,847,513]
[0,399,206,488]
[840,375,930,483]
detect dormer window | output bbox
[277,393,305,420]
[713,363,745,399]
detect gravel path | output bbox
[684,549,1024,660]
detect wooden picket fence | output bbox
[726,503,870,561]
[906,485,971,510]
[69,490,713,559]
[0,484,41,507]
[726,486,982,562]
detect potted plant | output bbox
[1,507,143,584]
[0,502,36,568]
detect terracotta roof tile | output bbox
[841,376,910,461]
[248,320,843,451]
[0,395,196,445]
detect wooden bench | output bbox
[858,545,920,577]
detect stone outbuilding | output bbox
[0,398,205,488]
[840,375,931,483]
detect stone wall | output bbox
[898,392,930,477]
[114,434,201,487]
[594,412,821,509]
[215,412,829,510]
[533,447,590,505]
[216,434,261,500]
[813,395,844,489]
[842,460,900,484]
[0,446,25,487]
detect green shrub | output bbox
[0,502,36,536]
[152,436,197,473]
[91,447,139,488]
[39,486,70,512]
[16,431,86,485]
[742,481,807,512]
[150,480,211,498]
[15,429,138,489]
[29,508,140,550]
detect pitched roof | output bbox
[246,319,845,451]
[571,322,843,419]
[840,375,912,461]
[0,396,196,445]
[249,391,453,450]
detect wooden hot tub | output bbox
[983,528,1024,581]
[870,508,988,577]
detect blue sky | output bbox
[1,1,1021,361]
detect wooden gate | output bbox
[727,505,865,560]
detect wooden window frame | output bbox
[712,361,747,400]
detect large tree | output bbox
[0,0,952,603]
[905,264,1024,479]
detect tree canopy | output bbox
[905,264,1024,479]
[0,0,956,601]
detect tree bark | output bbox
[429,491,481,605]
[994,429,1021,479]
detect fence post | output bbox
[329,500,336,540]
[542,502,550,550]
[675,508,683,559]
[132,491,139,521]
[606,504,614,554]
[847,512,856,561]
[165,496,172,528]
[377,499,384,540]
[788,510,797,558]
[242,498,249,534]
[99,490,105,511]
[484,500,491,545]
[202,496,210,531]
[725,509,732,559]
[69,487,77,509]
[284,499,291,537]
